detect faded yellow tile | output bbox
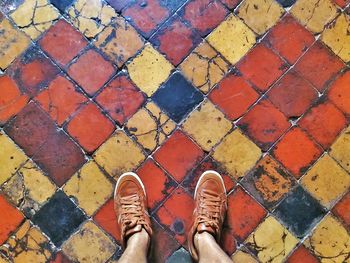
[212,129,262,179]
[63,161,113,216]
[183,100,232,151]
[207,14,256,65]
[302,154,350,208]
[126,102,175,152]
[1,161,56,216]
[10,0,59,40]
[180,41,229,93]
[68,0,116,38]
[1,221,52,263]
[304,214,350,263]
[291,0,339,33]
[0,133,27,186]
[0,254,9,263]
[62,221,116,263]
[95,16,144,67]
[330,126,350,173]
[322,13,350,62]
[237,0,284,35]
[245,216,299,263]
[127,44,174,96]
[0,19,31,70]
[231,249,258,263]
[93,131,146,178]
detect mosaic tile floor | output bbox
[0,0,349,262]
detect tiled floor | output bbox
[0,0,349,262]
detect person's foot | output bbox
[114,172,152,249]
[188,170,227,261]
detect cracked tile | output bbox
[94,16,144,68]
[126,102,176,153]
[231,248,258,263]
[330,126,350,173]
[10,0,60,40]
[180,41,229,94]
[67,0,117,39]
[245,216,299,263]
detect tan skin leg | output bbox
[195,232,232,263]
[118,229,149,263]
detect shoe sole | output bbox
[194,170,226,198]
[114,172,147,198]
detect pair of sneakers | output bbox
[114,170,227,261]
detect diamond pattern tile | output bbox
[1,1,349,261]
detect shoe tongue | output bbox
[125,224,142,238]
[197,223,216,236]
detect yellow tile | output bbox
[0,254,9,263]
[2,221,52,263]
[127,44,174,96]
[245,216,299,263]
[301,154,350,208]
[95,16,144,67]
[63,161,113,215]
[182,100,232,151]
[237,0,284,35]
[0,133,28,186]
[330,126,350,173]
[93,131,146,178]
[1,161,56,215]
[68,0,116,38]
[207,14,256,65]
[304,214,350,263]
[180,41,229,93]
[10,0,59,40]
[62,221,116,263]
[0,19,31,70]
[212,129,262,179]
[231,249,258,263]
[126,102,176,152]
[291,0,339,33]
[322,14,350,62]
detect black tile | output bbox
[276,0,296,7]
[273,185,326,238]
[166,247,192,263]
[152,72,204,123]
[32,191,86,246]
[50,0,75,12]
[106,0,133,12]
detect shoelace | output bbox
[197,189,222,231]
[120,194,147,230]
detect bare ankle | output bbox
[126,228,150,250]
[194,231,215,251]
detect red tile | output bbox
[95,74,145,125]
[328,71,350,115]
[0,76,29,125]
[268,70,318,118]
[67,49,115,96]
[7,47,59,97]
[180,0,228,36]
[150,15,202,65]
[272,127,323,178]
[137,159,178,211]
[154,130,204,183]
[122,0,170,37]
[238,99,291,151]
[209,74,259,120]
[35,75,87,126]
[286,245,319,263]
[50,252,72,263]
[4,101,57,156]
[155,187,194,244]
[299,101,347,148]
[226,187,267,241]
[33,130,86,186]
[0,194,24,245]
[264,15,315,64]
[219,0,242,9]
[67,103,115,153]
[39,19,88,66]
[182,157,235,196]
[332,192,350,227]
[332,0,349,8]
[221,227,237,255]
[94,198,121,243]
[237,44,288,92]
[294,42,345,92]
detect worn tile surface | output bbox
[0,0,349,262]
